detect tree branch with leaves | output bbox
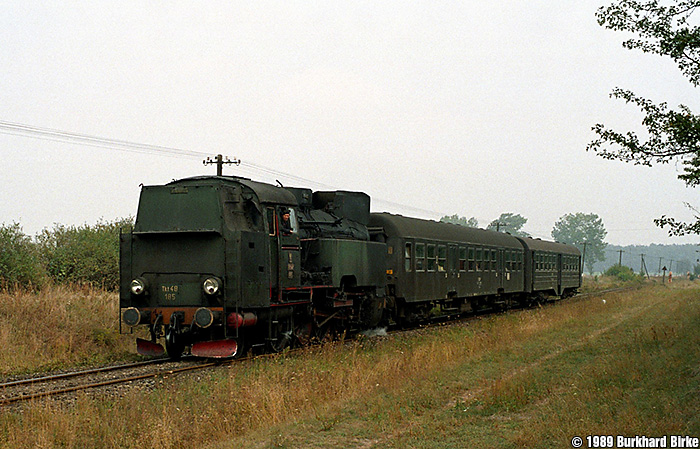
[588,0,700,235]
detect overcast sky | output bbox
[1,1,698,246]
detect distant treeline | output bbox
[0,218,133,290]
[588,243,700,276]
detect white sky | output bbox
[1,1,698,246]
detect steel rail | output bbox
[0,361,218,406]
[0,358,169,390]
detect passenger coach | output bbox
[516,237,581,300]
[369,213,526,321]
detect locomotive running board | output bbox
[136,338,165,357]
[191,339,238,358]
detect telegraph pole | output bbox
[203,154,241,176]
[640,254,649,279]
[579,241,588,275]
[617,249,624,267]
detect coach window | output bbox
[491,250,497,271]
[475,248,482,271]
[415,243,425,271]
[459,247,467,271]
[405,242,412,272]
[427,244,436,272]
[468,247,475,271]
[437,245,447,272]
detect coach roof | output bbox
[369,213,523,249]
[515,236,581,256]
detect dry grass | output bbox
[0,285,135,375]
[0,283,697,448]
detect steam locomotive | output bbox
[119,174,581,358]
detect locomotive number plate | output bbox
[159,284,180,302]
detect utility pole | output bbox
[640,254,649,279]
[203,154,241,176]
[658,257,663,275]
[579,241,588,275]
[617,249,624,267]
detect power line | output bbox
[0,120,208,158]
[0,119,447,218]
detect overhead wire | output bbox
[0,119,447,217]
[3,119,654,238]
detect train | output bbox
[119,174,581,359]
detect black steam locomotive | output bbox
[119,174,581,358]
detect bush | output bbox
[603,264,642,282]
[0,223,46,289]
[36,218,133,290]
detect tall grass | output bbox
[0,285,135,375]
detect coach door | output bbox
[448,244,458,296]
[498,249,505,291]
[557,253,563,296]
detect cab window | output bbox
[267,208,276,235]
[278,207,298,235]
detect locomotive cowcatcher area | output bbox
[119,175,581,360]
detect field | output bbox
[0,280,697,448]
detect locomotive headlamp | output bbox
[203,277,221,295]
[130,278,147,295]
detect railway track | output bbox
[0,287,631,407]
[0,358,216,407]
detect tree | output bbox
[486,213,530,237]
[440,214,479,228]
[551,213,608,274]
[587,0,700,235]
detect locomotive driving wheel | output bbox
[267,318,293,353]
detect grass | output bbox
[0,285,136,375]
[0,280,697,448]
